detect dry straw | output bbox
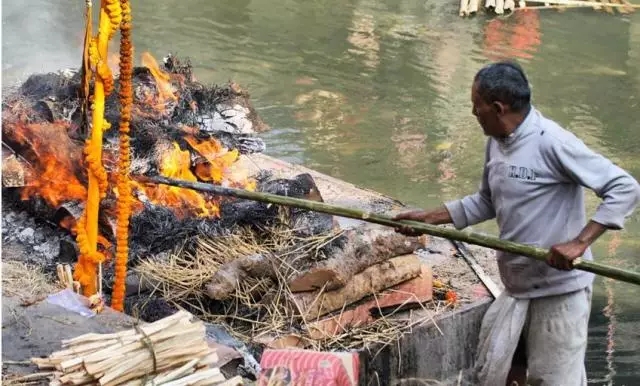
[2,261,59,304]
[136,219,452,353]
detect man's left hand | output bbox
[547,239,589,271]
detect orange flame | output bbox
[8,121,87,207]
[5,52,257,239]
[185,135,257,191]
[140,52,178,112]
[185,135,239,182]
[138,142,220,218]
[136,135,256,218]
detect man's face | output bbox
[471,82,501,137]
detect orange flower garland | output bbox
[110,0,133,312]
[88,40,114,96]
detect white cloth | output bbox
[475,287,592,386]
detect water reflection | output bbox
[482,9,541,61]
[598,234,623,384]
[293,89,348,153]
[347,9,380,69]
[390,121,428,180]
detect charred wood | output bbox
[222,173,337,238]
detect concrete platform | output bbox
[359,299,492,385]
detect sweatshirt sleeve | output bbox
[550,138,640,230]
[444,140,496,229]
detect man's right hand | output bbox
[391,206,453,236]
[391,210,430,236]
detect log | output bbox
[505,0,516,11]
[307,264,433,340]
[288,228,428,292]
[34,310,241,386]
[216,376,245,386]
[205,253,275,300]
[290,254,423,320]
[137,175,640,287]
[2,153,26,187]
[3,372,56,383]
[468,0,480,13]
[460,0,470,16]
[205,226,428,300]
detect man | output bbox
[393,61,640,385]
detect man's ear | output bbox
[492,101,506,116]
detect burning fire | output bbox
[131,53,256,217]
[140,52,178,114]
[4,52,256,229]
[138,134,256,218]
[8,121,88,207]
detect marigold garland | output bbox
[88,39,114,96]
[110,0,133,312]
[83,140,109,196]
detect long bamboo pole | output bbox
[135,175,640,287]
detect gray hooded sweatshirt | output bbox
[445,107,640,299]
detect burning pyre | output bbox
[1,53,314,271]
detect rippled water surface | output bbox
[3,1,640,383]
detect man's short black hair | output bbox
[474,61,531,113]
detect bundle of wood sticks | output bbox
[31,310,243,386]
[56,263,81,294]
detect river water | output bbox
[3,0,640,383]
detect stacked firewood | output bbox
[31,310,243,386]
[201,226,436,342]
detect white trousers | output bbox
[475,287,592,386]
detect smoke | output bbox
[2,0,85,86]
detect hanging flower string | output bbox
[110,0,134,312]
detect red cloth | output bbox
[258,349,359,386]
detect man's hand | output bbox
[391,206,453,236]
[547,239,589,271]
[392,210,429,236]
[547,221,608,270]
